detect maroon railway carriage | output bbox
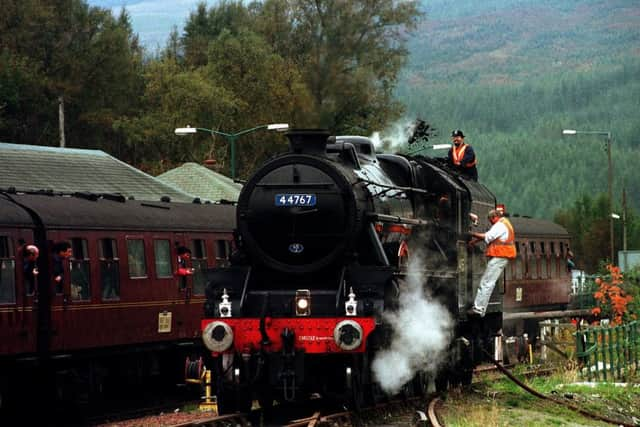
[0,191,234,413]
[502,215,573,337]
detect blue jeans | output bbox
[472,257,509,317]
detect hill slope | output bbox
[398,0,640,218]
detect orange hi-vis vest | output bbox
[451,143,477,167]
[486,217,516,259]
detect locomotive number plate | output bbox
[275,194,316,206]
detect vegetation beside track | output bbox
[440,368,640,426]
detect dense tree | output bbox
[182,0,256,67]
[277,0,422,132]
[203,28,314,175]
[112,59,237,172]
[554,193,640,273]
[0,1,143,150]
[180,0,423,133]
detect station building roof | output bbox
[0,142,195,203]
[157,162,241,203]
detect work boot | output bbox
[466,307,482,318]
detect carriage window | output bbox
[70,238,90,301]
[99,238,120,300]
[559,242,565,257]
[127,239,147,278]
[192,239,206,259]
[190,239,208,295]
[527,242,538,279]
[539,241,549,278]
[153,240,172,278]
[216,240,231,267]
[0,236,16,304]
[550,242,556,255]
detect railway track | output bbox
[165,413,250,427]
[280,396,444,427]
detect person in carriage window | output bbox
[23,244,39,296]
[176,246,194,290]
[52,241,72,294]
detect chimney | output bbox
[285,129,331,156]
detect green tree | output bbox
[180,0,423,134]
[204,28,314,175]
[279,0,423,132]
[0,1,144,151]
[554,193,640,273]
[113,59,237,173]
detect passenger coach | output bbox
[0,191,234,414]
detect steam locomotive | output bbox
[201,130,503,411]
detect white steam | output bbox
[369,119,417,153]
[371,251,453,394]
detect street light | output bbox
[562,129,614,262]
[175,123,289,180]
[612,188,629,270]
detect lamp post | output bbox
[175,123,289,180]
[612,188,629,270]
[562,129,614,262]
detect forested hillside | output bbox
[397,0,640,220]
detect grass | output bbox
[439,367,640,426]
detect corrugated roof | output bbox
[0,142,195,202]
[157,162,242,203]
[509,216,570,237]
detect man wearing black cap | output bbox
[447,129,478,181]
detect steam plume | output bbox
[369,118,417,153]
[371,251,453,394]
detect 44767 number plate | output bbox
[275,194,316,206]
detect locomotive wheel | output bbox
[434,369,449,392]
[217,384,252,414]
[411,371,429,397]
[347,354,366,411]
[236,386,252,413]
[257,391,274,416]
[349,370,366,411]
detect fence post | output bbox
[590,329,597,381]
[631,322,638,370]
[625,323,631,374]
[608,327,614,380]
[615,326,621,379]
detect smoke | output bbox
[371,251,453,394]
[369,118,417,153]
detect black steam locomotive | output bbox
[202,130,502,411]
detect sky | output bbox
[88,0,203,49]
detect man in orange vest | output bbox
[467,209,516,317]
[447,129,478,181]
